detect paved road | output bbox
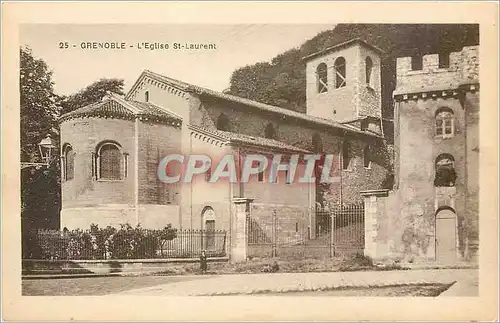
[22,275,211,296]
[114,269,478,296]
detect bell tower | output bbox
[304,38,383,124]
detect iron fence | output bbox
[247,204,364,259]
[24,228,227,260]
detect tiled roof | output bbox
[59,95,182,125]
[127,70,382,139]
[189,125,310,153]
[128,100,183,121]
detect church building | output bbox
[58,39,392,239]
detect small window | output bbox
[411,55,423,71]
[316,63,328,93]
[360,120,368,131]
[97,142,123,180]
[334,57,346,88]
[365,57,373,85]
[145,91,149,102]
[264,123,277,139]
[438,52,450,68]
[435,107,454,138]
[216,113,230,131]
[63,144,75,181]
[342,141,350,170]
[363,145,371,168]
[312,133,322,153]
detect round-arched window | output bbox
[316,62,328,93]
[97,142,123,180]
[435,107,454,138]
[434,153,456,187]
[334,57,346,88]
[63,144,75,181]
[365,56,373,85]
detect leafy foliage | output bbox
[60,78,125,115]
[20,47,61,230]
[20,47,60,161]
[228,24,479,116]
[25,223,178,260]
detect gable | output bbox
[125,71,191,119]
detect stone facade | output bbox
[364,45,479,263]
[59,39,392,262]
[59,95,183,230]
[304,39,383,122]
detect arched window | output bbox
[316,62,328,93]
[365,56,373,86]
[434,153,456,187]
[63,144,75,181]
[342,141,350,170]
[264,123,276,139]
[435,107,454,138]
[363,145,371,168]
[216,113,230,131]
[334,57,346,88]
[97,142,123,180]
[312,133,322,153]
[144,91,149,102]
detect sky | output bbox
[20,24,335,96]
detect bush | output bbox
[27,223,177,260]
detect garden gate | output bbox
[247,204,365,259]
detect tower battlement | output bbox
[395,46,479,95]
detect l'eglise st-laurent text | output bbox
[173,42,217,50]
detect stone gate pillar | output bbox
[360,189,389,260]
[231,197,254,263]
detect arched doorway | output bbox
[435,207,458,263]
[202,206,216,250]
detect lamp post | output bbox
[21,134,55,169]
[21,134,57,257]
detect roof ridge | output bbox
[127,70,382,139]
[107,92,141,114]
[189,125,311,154]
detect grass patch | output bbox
[214,283,454,297]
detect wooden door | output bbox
[436,210,457,263]
[205,220,215,250]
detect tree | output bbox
[60,78,125,115]
[20,47,61,233]
[20,47,59,162]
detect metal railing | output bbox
[23,228,227,260]
[247,204,364,258]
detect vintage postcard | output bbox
[2,1,498,321]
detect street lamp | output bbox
[21,134,55,170]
